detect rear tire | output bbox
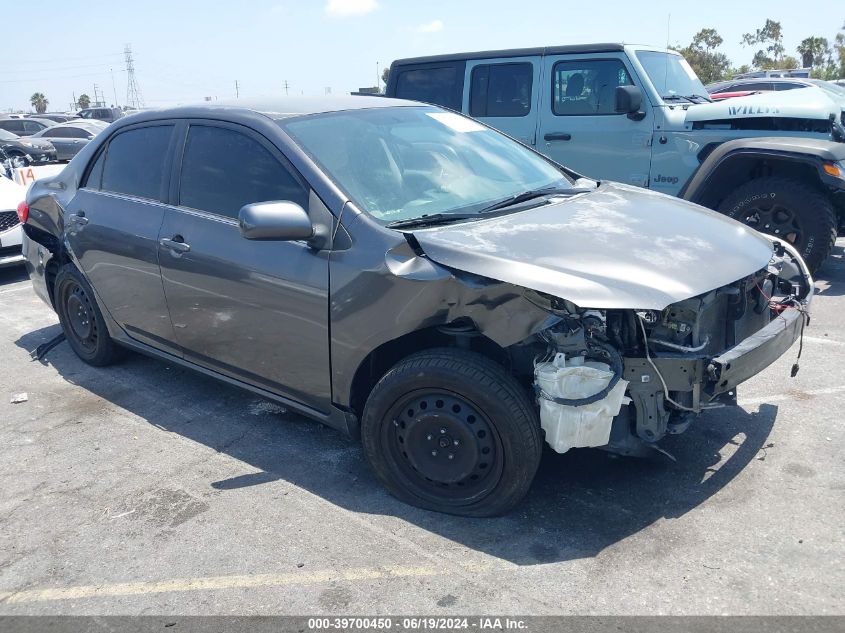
[716,177,836,273]
[361,348,542,517]
[54,265,123,366]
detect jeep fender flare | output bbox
[679,136,845,208]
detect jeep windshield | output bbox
[636,50,711,103]
[278,106,573,225]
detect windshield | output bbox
[0,129,20,141]
[279,106,572,224]
[808,79,845,100]
[636,50,710,101]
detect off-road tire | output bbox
[716,177,836,273]
[361,348,542,517]
[54,264,123,366]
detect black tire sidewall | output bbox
[54,265,119,366]
[717,177,835,272]
[361,349,541,517]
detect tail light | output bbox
[16,201,28,224]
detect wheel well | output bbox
[347,323,509,419]
[44,251,71,308]
[694,155,827,210]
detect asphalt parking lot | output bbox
[0,243,843,616]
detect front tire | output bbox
[361,348,542,517]
[716,177,836,273]
[54,265,123,366]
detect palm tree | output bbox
[30,92,49,114]
[77,94,91,109]
[797,36,831,68]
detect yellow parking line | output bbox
[0,564,487,604]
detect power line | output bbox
[0,52,125,68]
[0,61,131,75]
[0,69,126,84]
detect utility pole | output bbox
[110,67,119,108]
[235,80,239,99]
[283,80,290,96]
[376,61,379,89]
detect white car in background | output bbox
[0,174,26,267]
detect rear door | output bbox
[537,54,654,186]
[158,121,332,409]
[65,122,180,353]
[463,57,541,145]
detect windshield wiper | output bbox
[477,186,586,214]
[683,94,711,103]
[662,94,697,103]
[385,213,483,229]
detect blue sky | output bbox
[1,0,841,111]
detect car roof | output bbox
[114,96,417,124]
[390,43,626,66]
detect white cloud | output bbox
[416,19,444,33]
[325,0,378,17]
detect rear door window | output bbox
[737,82,774,91]
[177,124,308,219]
[552,59,633,115]
[394,66,461,109]
[100,125,174,200]
[469,63,533,117]
[44,127,69,138]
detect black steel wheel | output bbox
[717,176,836,273]
[54,265,123,366]
[362,348,542,516]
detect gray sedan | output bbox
[19,97,813,516]
[30,121,103,161]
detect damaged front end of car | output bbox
[515,239,813,457]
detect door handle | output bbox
[68,210,88,226]
[160,236,191,253]
[544,132,572,141]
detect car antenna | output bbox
[664,13,671,97]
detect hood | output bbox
[411,182,774,310]
[685,88,839,124]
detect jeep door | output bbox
[462,57,541,145]
[536,54,654,186]
[157,121,331,411]
[65,123,181,354]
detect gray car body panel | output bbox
[411,182,774,310]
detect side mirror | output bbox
[238,201,314,241]
[615,85,645,120]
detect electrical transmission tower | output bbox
[124,44,145,109]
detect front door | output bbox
[158,122,332,409]
[65,123,180,353]
[537,54,654,186]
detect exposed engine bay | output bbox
[517,240,814,457]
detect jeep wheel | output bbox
[716,177,836,273]
[361,348,542,517]
[54,265,123,366]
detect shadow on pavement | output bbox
[0,266,27,286]
[16,324,777,566]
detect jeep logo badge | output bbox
[654,174,679,185]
